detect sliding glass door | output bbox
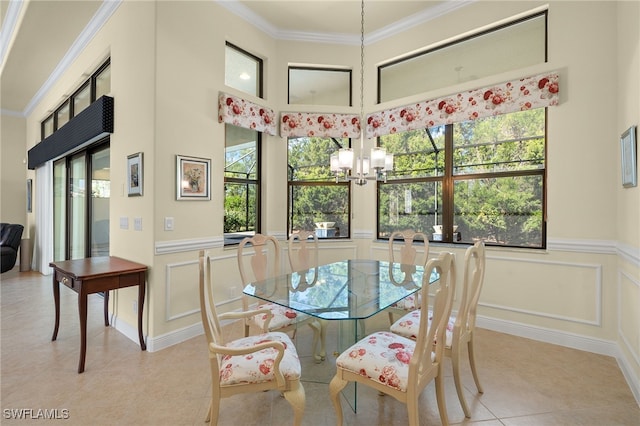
[53,160,66,262]
[90,146,110,256]
[53,140,110,260]
[69,152,87,259]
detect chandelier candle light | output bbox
[330,0,393,185]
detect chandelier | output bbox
[330,0,393,185]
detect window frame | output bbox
[53,138,110,261]
[287,136,352,240]
[287,66,352,106]
[377,109,547,249]
[40,58,111,140]
[377,11,548,104]
[225,42,263,99]
[71,81,92,117]
[223,127,262,246]
[93,60,111,101]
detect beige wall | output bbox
[0,115,27,229]
[616,0,640,396]
[11,0,639,402]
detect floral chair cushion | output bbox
[390,293,421,311]
[390,310,454,348]
[335,331,421,392]
[252,302,310,331]
[220,331,302,386]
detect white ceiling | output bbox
[0,0,467,116]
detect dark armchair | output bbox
[1,223,24,273]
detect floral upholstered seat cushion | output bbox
[390,293,421,311]
[335,331,420,392]
[220,331,302,386]
[389,310,454,347]
[252,302,310,331]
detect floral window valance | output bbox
[218,92,277,136]
[280,112,361,138]
[365,71,560,138]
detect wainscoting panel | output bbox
[165,260,200,321]
[481,256,602,326]
[619,269,640,367]
[164,253,240,322]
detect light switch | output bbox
[164,217,174,231]
[134,217,142,231]
[120,217,129,229]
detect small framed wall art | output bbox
[127,152,144,196]
[620,125,637,188]
[176,155,211,200]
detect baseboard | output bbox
[110,314,205,352]
[477,316,640,406]
[145,322,205,352]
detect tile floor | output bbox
[1,268,639,425]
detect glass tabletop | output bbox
[243,259,438,320]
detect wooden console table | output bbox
[50,256,147,373]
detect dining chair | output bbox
[390,240,486,418]
[238,233,324,362]
[329,251,456,426]
[386,229,429,324]
[288,230,327,362]
[198,250,305,425]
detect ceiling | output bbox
[0,0,466,116]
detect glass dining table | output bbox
[243,258,438,411]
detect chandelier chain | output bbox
[330,0,393,185]
[360,0,365,122]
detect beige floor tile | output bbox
[1,268,638,425]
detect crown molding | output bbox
[0,0,26,74]
[367,0,473,44]
[216,0,474,46]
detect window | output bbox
[288,67,351,106]
[56,100,70,129]
[378,108,546,248]
[40,59,111,140]
[73,82,91,116]
[225,42,262,98]
[379,12,546,103]
[288,136,351,239]
[42,115,54,139]
[224,124,261,245]
[223,43,263,245]
[94,61,111,100]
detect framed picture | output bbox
[620,125,637,188]
[176,155,210,200]
[26,179,32,212]
[127,152,144,196]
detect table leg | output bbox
[137,274,146,351]
[337,319,359,412]
[103,290,110,326]
[78,289,88,373]
[51,277,60,341]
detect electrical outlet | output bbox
[132,300,138,313]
